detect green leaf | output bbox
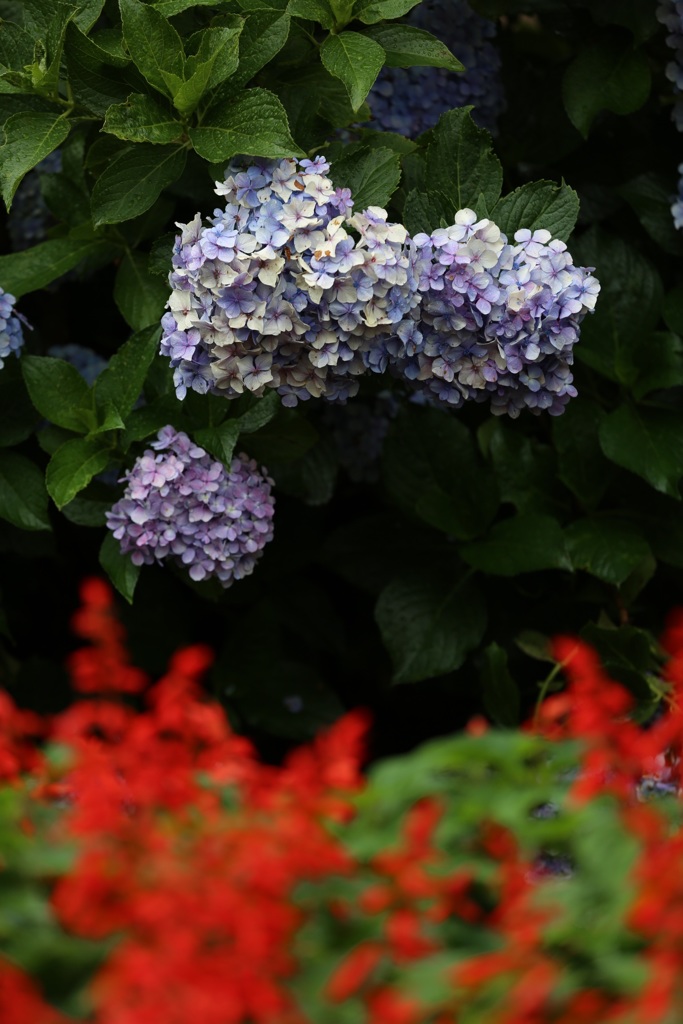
[631,332,683,399]
[580,623,659,701]
[194,421,240,464]
[90,143,187,226]
[118,0,185,100]
[31,5,76,95]
[375,571,487,684]
[487,420,564,517]
[114,251,170,330]
[551,398,611,507]
[22,356,95,433]
[0,113,70,208]
[245,407,317,462]
[0,21,35,74]
[320,32,385,113]
[461,514,571,576]
[231,10,290,89]
[103,94,184,144]
[0,452,51,532]
[189,87,303,161]
[493,180,580,243]
[480,643,519,727]
[382,408,499,540]
[286,0,335,28]
[427,107,503,212]
[565,517,652,586]
[153,0,236,13]
[363,24,463,71]
[46,437,111,509]
[234,391,280,433]
[353,0,420,24]
[599,405,683,499]
[268,435,337,506]
[573,228,663,386]
[402,189,455,234]
[173,23,243,116]
[0,237,118,298]
[0,360,40,447]
[74,0,106,32]
[40,171,90,228]
[99,532,141,604]
[96,325,161,419]
[328,146,401,210]
[562,38,651,137]
[65,22,134,117]
[619,173,683,256]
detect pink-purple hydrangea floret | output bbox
[105,427,274,588]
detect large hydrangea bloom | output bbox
[106,427,275,587]
[374,210,600,417]
[160,157,418,407]
[368,0,505,137]
[0,288,27,370]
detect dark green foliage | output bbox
[0,0,680,749]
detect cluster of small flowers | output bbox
[368,0,505,137]
[161,160,599,420]
[6,584,683,1023]
[47,343,108,386]
[106,426,274,587]
[6,150,61,251]
[658,0,683,130]
[323,390,399,482]
[0,287,27,370]
[377,211,600,417]
[160,156,417,407]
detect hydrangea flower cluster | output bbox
[368,0,504,137]
[324,390,399,482]
[106,426,274,587]
[6,150,61,251]
[674,163,683,229]
[377,211,600,417]
[47,344,108,386]
[0,287,27,370]
[160,156,418,407]
[658,0,683,131]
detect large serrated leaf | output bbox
[189,87,303,161]
[320,31,385,112]
[427,107,503,212]
[493,180,580,243]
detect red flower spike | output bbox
[325,942,383,1002]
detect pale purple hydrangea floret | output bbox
[369,0,505,137]
[160,156,419,407]
[0,288,28,369]
[105,427,275,587]
[368,212,600,418]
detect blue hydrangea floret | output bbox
[0,288,28,370]
[106,427,275,587]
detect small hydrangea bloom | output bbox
[0,288,28,369]
[160,157,419,406]
[673,163,683,230]
[106,427,275,587]
[7,150,61,251]
[373,212,600,417]
[368,0,505,137]
[48,344,108,386]
[324,391,399,482]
